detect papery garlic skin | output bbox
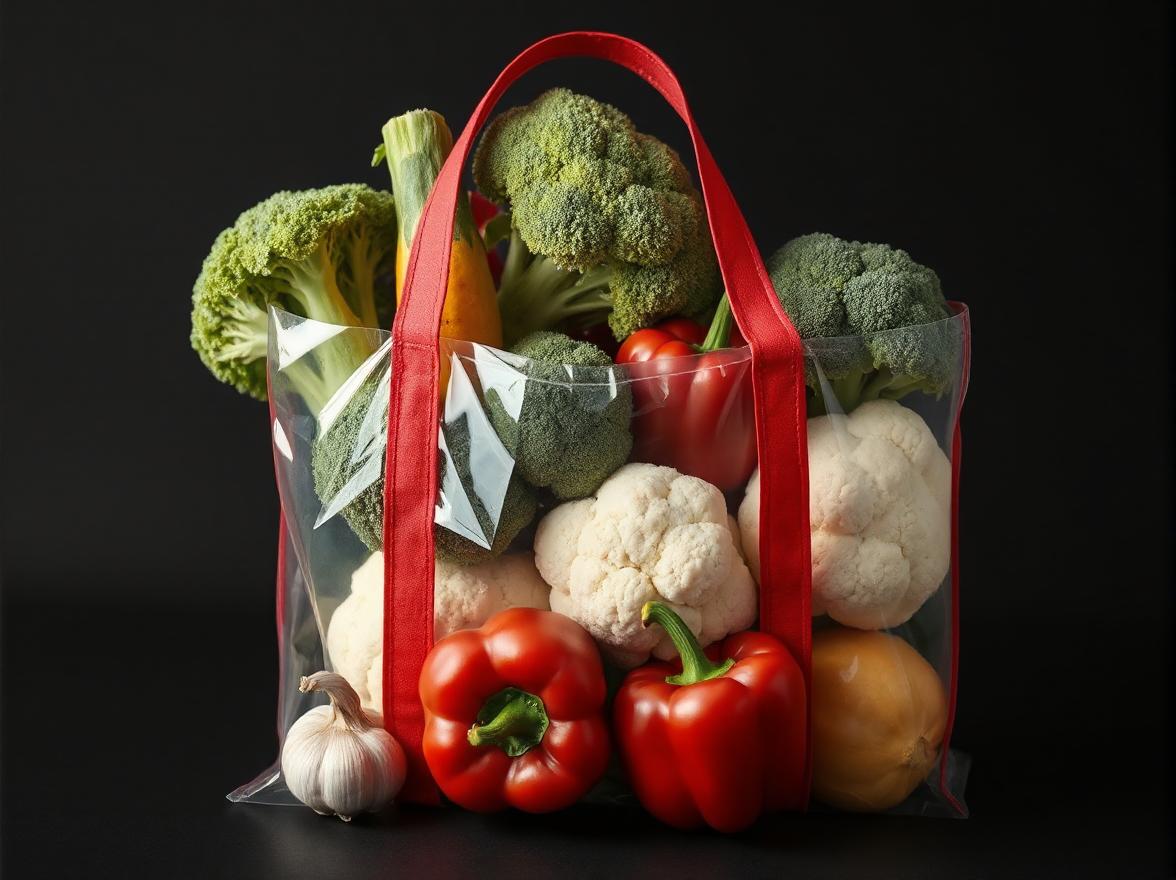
[281,672,406,821]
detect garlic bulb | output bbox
[280,671,406,821]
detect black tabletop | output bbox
[2,597,1168,879]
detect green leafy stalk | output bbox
[698,293,736,352]
[496,230,612,347]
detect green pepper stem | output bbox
[466,687,550,757]
[641,601,734,686]
[698,293,735,353]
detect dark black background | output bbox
[1,0,1171,877]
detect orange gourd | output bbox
[380,110,503,397]
[811,627,948,812]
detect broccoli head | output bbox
[435,414,538,565]
[484,331,633,500]
[766,232,960,414]
[473,88,722,344]
[311,363,536,564]
[190,184,397,411]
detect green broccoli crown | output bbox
[607,214,722,339]
[485,331,633,500]
[767,232,959,412]
[310,366,389,552]
[474,89,722,342]
[434,473,537,565]
[435,411,538,565]
[311,368,536,563]
[191,184,396,404]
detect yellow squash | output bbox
[381,110,503,396]
[811,627,948,812]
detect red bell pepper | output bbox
[615,295,756,491]
[419,607,610,813]
[613,602,807,832]
[469,190,505,285]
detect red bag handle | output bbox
[383,31,811,804]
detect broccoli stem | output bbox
[496,232,613,346]
[859,368,898,403]
[343,227,382,328]
[275,246,364,329]
[272,320,379,420]
[811,368,943,417]
[216,297,270,364]
[811,371,871,415]
[498,228,531,294]
[869,371,928,401]
[311,337,381,419]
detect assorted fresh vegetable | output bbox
[190,78,966,825]
[614,602,806,831]
[418,608,610,812]
[810,627,948,811]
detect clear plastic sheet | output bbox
[232,304,970,818]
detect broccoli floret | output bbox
[484,331,633,500]
[311,364,536,563]
[766,232,959,414]
[310,365,389,552]
[190,184,397,412]
[435,414,538,565]
[473,89,722,344]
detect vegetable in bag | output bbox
[766,231,958,416]
[614,602,806,831]
[534,463,756,668]
[810,627,948,811]
[327,552,551,712]
[419,608,610,813]
[739,399,950,630]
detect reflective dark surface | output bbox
[1,596,1168,878]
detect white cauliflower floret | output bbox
[738,398,950,630]
[325,553,384,711]
[326,552,550,711]
[535,463,757,668]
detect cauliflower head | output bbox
[534,463,757,668]
[326,552,550,710]
[738,398,950,630]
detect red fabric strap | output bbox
[383,31,812,804]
